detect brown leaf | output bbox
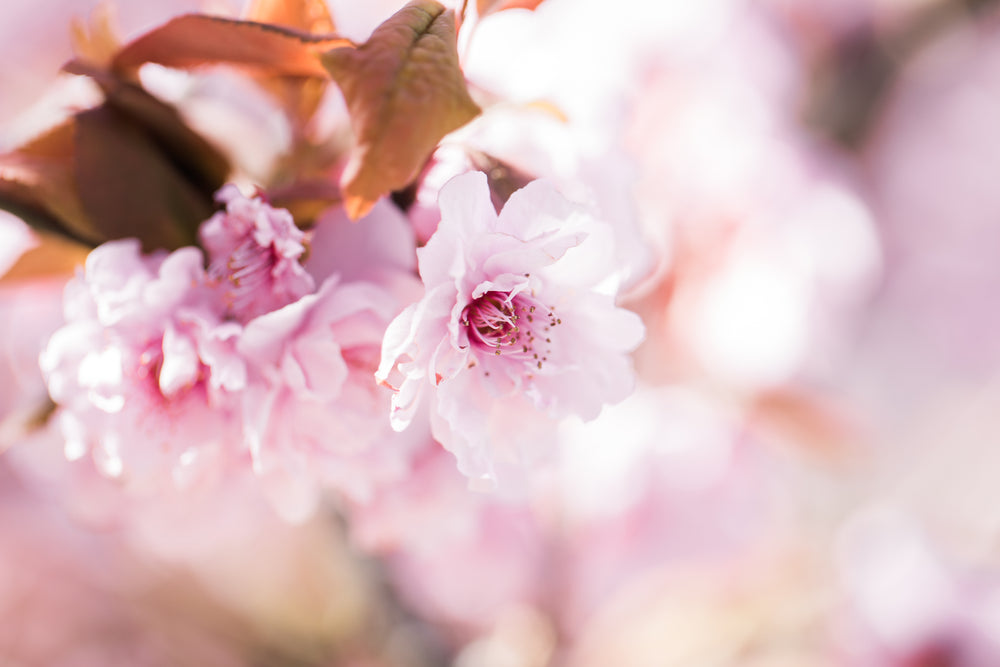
[75,105,216,251]
[476,0,546,18]
[322,0,481,219]
[82,66,230,192]
[265,180,342,229]
[0,231,89,283]
[110,14,350,78]
[0,72,231,252]
[468,151,535,212]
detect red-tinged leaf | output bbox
[246,0,335,32]
[477,0,546,18]
[0,66,230,252]
[110,14,351,78]
[0,232,89,283]
[0,158,89,242]
[75,105,217,251]
[0,122,100,245]
[244,0,337,124]
[322,0,481,219]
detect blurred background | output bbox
[3,0,1000,664]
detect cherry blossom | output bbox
[201,184,315,323]
[236,274,421,521]
[39,238,242,485]
[38,186,419,518]
[377,171,644,488]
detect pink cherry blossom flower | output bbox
[39,238,244,486]
[200,184,315,323]
[38,185,424,520]
[377,171,644,488]
[236,274,423,522]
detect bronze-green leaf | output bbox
[322,0,481,219]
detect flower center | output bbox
[212,239,281,317]
[461,291,561,369]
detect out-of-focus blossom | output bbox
[305,197,421,299]
[364,441,547,636]
[834,509,1000,666]
[842,18,1000,559]
[0,433,407,667]
[864,18,1000,383]
[350,384,792,655]
[0,459,248,667]
[567,555,834,667]
[620,14,880,390]
[377,171,644,487]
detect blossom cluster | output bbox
[36,164,642,522]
